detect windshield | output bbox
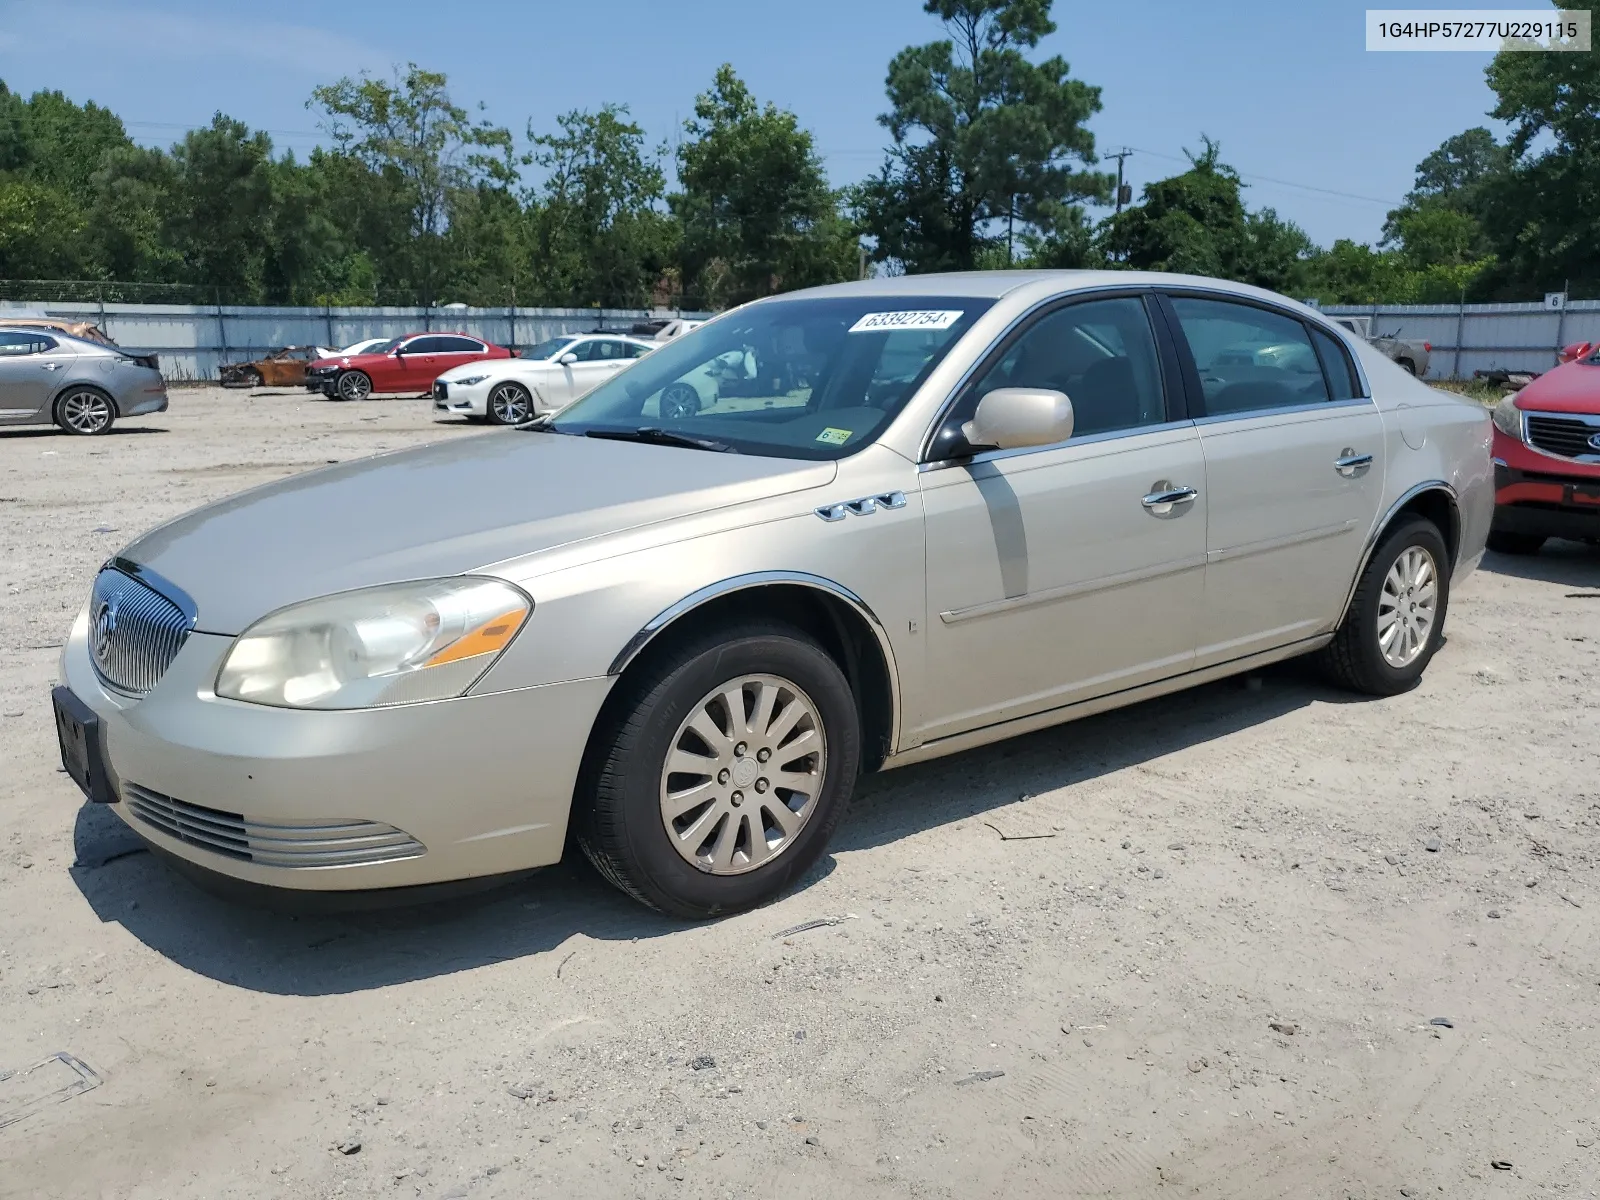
[545,296,993,459]
[345,338,396,356]
[524,336,579,360]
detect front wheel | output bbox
[575,622,861,918]
[486,381,534,425]
[335,370,372,402]
[1316,516,1450,696]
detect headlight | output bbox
[454,375,489,386]
[215,577,531,710]
[1491,396,1524,440]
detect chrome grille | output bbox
[88,564,196,695]
[1526,412,1600,460]
[124,784,427,868]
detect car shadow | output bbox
[0,426,166,440]
[1480,541,1600,588]
[68,659,1343,998]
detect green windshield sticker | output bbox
[816,427,853,445]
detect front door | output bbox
[1162,294,1388,666]
[0,331,76,420]
[916,294,1207,744]
[557,339,615,403]
[394,337,443,391]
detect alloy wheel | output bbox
[59,390,113,434]
[658,674,827,875]
[489,382,533,424]
[337,371,371,401]
[1377,545,1437,668]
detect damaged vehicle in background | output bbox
[219,345,336,389]
[307,334,512,401]
[1330,315,1431,378]
[0,328,165,435]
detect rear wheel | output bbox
[486,381,534,425]
[575,621,860,918]
[335,370,372,402]
[1486,529,1545,556]
[54,387,116,435]
[1398,358,1419,376]
[1317,516,1449,696]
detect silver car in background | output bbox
[52,271,1492,918]
[0,328,167,435]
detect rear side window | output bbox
[1169,297,1329,416]
[1311,326,1360,400]
[0,330,56,355]
[435,336,484,353]
[623,341,651,359]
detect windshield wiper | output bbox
[584,427,734,453]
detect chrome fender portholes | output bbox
[815,492,907,522]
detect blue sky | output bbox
[0,0,1518,247]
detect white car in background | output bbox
[432,334,657,425]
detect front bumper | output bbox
[432,378,491,418]
[1492,428,1600,541]
[59,610,614,891]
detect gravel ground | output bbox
[3,386,1599,1199]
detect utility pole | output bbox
[1108,148,1134,213]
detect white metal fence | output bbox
[1322,300,1600,380]
[0,300,713,381]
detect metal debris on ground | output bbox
[982,821,1057,842]
[773,915,857,939]
[954,1070,1005,1085]
[1490,1160,1513,1170]
[1429,1017,1454,1029]
[1269,1022,1298,1036]
[0,1052,103,1130]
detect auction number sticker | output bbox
[848,310,964,333]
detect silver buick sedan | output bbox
[52,272,1493,917]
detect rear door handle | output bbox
[1335,450,1373,478]
[1142,483,1199,517]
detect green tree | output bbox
[527,105,676,307]
[165,115,276,298]
[858,0,1108,272]
[1476,2,1600,294]
[310,65,515,302]
[673,66,856,308]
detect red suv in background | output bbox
[1489,340,1600,554]
[307,333,513,402]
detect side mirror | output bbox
[393,346,406,356]
[558,352,579,366]
[1560,341,1592,364]
[961,388,1075,452]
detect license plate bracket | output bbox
[52,686,113,804]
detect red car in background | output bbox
[1489,339,1600,554]
[306,332,513,402]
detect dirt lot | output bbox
[3,386,1599,1199]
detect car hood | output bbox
[119,433,838,634]
[1515,361,1600,414]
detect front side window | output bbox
[929,296,1168,459]
[547,296,993,460]
[1169,297,1330,415]
[623,341,652,359]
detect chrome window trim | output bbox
[917,418,1197,474]
[607,569,903,752]
[1190,395,1378,427]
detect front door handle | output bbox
[1142,482,1199,517]
[1335,449,1373,478]
[40,362,62,371]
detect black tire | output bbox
[486,381,534,425]
[575,620,861,918]
[53,386,117,435]
[335,370,372,402]
[1398,358,1419,377]
[1317,516,1450,696]
[1486,529,1546,556]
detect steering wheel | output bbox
[660,383,702,421]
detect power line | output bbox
[1124,145,1402,207]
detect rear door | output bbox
[0,331,76,421]
[1161,293,1386,667]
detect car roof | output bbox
[779,269,1307,307]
